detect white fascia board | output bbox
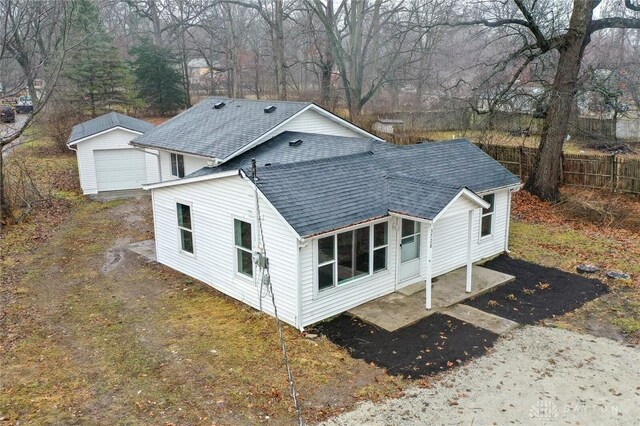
[476,183,522,195]
[431,188,489,223]
[143,170,239,190]
[389,211,433,223]
[307,104,384,141]
[67,127,143,147]
[130,143,215,161]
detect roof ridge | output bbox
[250,151,374,172]
[386,172,463,190]
[207,96,312,106]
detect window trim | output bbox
[233,218,254,279]
[175,201,195,256]
[479,193,495,239]
[372,222,389,273]
[314,219,390,296]
[170,152,185,178]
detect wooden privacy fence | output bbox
[475,144,640,195]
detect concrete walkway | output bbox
[442,304,519,334]
[126,239,156,262]
[89,189,148,202]
[349,266,515,332]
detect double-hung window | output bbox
[481,193,495,237]
[171,153,185,178]
[372,222,388,272]
[317,222,388,292]
[176,203,193,253]
[234,219,253,277]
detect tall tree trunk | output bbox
[254,51,261,99]
[320,60,333,107]
[319,0,334,107]
[181,34,191,107]
[148,0,163,46]
[273,0,287,100]
[0,149,7,226]
[525,2,594,201]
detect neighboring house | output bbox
[373,118,404,134]
[616,113,640,140]
[68,112,158,194]
[136,97,520,330]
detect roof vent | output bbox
[289,139,303,147]
[213,102,225,109]
[264,105,277,113]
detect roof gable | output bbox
[130,97,380,161]
[251,139,519,237]
[68,112,154,145]
[131,97,310,159]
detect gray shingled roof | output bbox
[186,131,375,178]
[131,97,311,159]
[250,139,519,237]
[68,112,154,144]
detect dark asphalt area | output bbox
[315,255,608,378]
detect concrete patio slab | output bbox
[348,265,515,332]
[442,304,519,334]
[126,239,157,262]
[89,189,148,202]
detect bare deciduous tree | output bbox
[308,0,412,118]
[0,0,79,226]
[451,0,640,201]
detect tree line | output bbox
[1,0,639,225]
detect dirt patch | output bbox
[1,195,404,425]
[467,255,608,324]
[321,326,640,425]
[313,313,498,379]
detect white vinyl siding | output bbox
[431,189,510,277]
[74,128,159,194]
[279,109,362,137]
[158,150,209,182]
[151,175,300,327]
[472,189,511,260]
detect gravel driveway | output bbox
[322,326,640,425]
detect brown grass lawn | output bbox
[509,189,640,344]
[0,140,403,425]
[392,129,639,157]
[1,137,639,424]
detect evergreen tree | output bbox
[63,0,132,117]
[130,39,186,115]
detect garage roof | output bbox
[68,112,155,145]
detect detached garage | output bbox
[68,112,159,195]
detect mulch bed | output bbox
[313,313,498,378]
[466,255,609,324]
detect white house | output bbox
[134,97,520,330]
[67,112,158,194]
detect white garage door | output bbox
[94,149,147,192]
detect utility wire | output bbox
[250,162,304,426]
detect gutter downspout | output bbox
[131,146,161,182]
[504,189,514,254]
[296,238,305,331]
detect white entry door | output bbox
[399,219,421,282]
[94,149,147,192]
